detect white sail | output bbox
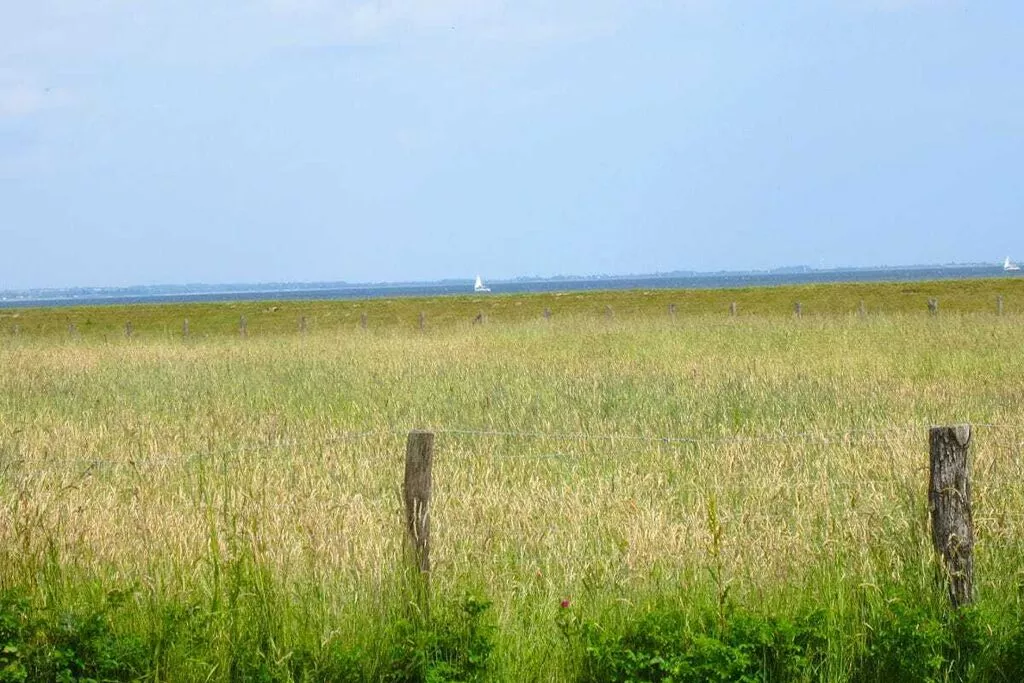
[474,275,491,292]
[1005,257,1021,272]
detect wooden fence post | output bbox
[997,296,1004,317]
[543,308,551,321]
[929,424,974,608]
[68,323,77,338]
[858,300,866,318]
[404,430,434,576]
[605,305,614,320]
[668,303,676,320]
[794,302,802,318]
[299,316,308,334]
[360,312,368,330]
[240,316,248,338]
[927,298,939,316]
[729,302,737,317]
[183,319,190,338]
[419,312,426,331]
[125,321,133,338]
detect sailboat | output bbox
[474,275,491,293]
[1004,257,1021,272]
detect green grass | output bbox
[1,280,1024,680]
[2,276,1022,339]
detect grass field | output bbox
[2,276,1023,339]
[2,279,1024,680]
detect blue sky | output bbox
[1,0,1021,289]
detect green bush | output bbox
[0,589,146,682]
[987,617,1024,682]
[0,591,30,683]
[382,594,496,683]
[576,606,827,682]
[855,597,1024,683]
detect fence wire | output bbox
[1,421,1022,481]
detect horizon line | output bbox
[0,260,1013,299]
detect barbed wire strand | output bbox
[2,422,1022,475]
[3,422,1023,453]
[3,443,1023,470]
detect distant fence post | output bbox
[668,303,676,320]
[794,302,802,318]
[543,308,551,321]
[183,319,190,338]
[929,424,974,608]
[299,316,308,334]
[927,298,939,316]
[419,312,426,331]
[240,316,248,338]
[605,305,614,320]
[997,296,1004,317]
[360,312,368,330]
[68,323,77,338]
[125,321,133,338]
[729,302,737,317]
[404,430,434,581]
[858,300,866,318]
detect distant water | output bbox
[1,266,1020,309]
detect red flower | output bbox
[560,599,571,609]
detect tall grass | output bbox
[1,309,1023,679]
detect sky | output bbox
[1,0,1022,290]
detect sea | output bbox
[1,265,1020,309]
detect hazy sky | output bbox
[1,1,1021,289]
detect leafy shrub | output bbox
[289,639,366,683]
[986,616,1024,682]
[0,588,146,682]
[577,606,826,682]
[0,591,30,683]
[855,599,953,683]
[383,594,496,683]
[852,594,1007,683]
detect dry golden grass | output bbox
[1,311,1023,678]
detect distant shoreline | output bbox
[1,264,1020,310]
[3,276,1022,340]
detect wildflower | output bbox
[560,598,571,609]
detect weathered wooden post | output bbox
[668,303,676,320]
[929,424,974,608]
[239,316,248,338]
[67,323,77,337]
[360,312,368,330]
[927,298,939,316]
[183,319,190,338]
[418,312,426,331]
[794,302,802,318]
[404,430,434,576]
[543,308,551,321]
[858,300,866,318]
[996,296,1004,317]
[729,302,737,317]
[472,311,484,325]
[605,305,614,320]
[299,316,308,334]
[124,321,133,338]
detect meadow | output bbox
[2,276,1023,339]
[1,279,1024,681]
